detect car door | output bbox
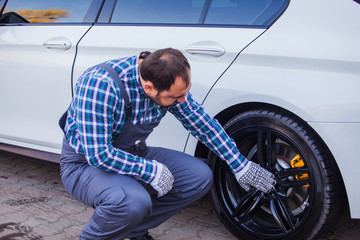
[0,0,98,154]
[72,0,288,152]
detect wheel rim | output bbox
[213,125,315,239]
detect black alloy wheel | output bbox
[209,109,345,240]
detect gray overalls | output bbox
[59,63,213,239]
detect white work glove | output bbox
[235,161,276,193]
[149,162,174,197]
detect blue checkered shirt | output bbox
[64,55,248,183]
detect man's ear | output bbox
[143,81,156,96]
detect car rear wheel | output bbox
[209,109,345,240]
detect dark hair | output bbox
[140,48,190,92]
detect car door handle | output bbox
[185,46,225,57]
[43,38,71,50]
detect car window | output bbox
[111,0,205,24]
[109,0,288,27]
[0,0,93,24]
[205,0,288,27]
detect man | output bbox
[59,48,276,240]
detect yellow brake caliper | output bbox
[290,154,310,187]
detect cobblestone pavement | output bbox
[0,150,359,240]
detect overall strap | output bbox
[59,62,133,133]
[96,63,132,121]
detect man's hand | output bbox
[150,162,174,197]
[235,161,276,193]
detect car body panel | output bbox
[309,122,360,218]
[0,25,92,154]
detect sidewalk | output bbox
[0,151,236,240]
[0,150,359,240]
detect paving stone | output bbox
[1,150,359,240]
[55,205,82,216]
[0,168,14,177]
[34,208,64,222]
[39,216,83,234]
[185,198,213,215]
[157,230,195,240]
[71,224,85,231]
[150,219,185,236]
[22,216,46,228]
[37,197,65,210]
[4,209,31,221]
[194,212,223,226]
[7,179,36,191]
[49,232,75,240]
[0,176,14,186]
[171,220,209,237]
[54,196,88,212]
[67,207,94,223]
[32,182,58,192]
[42,186,70,199]
[14,186,45,198]
[63,226,82,238]
[1,165,21,174]
[31,225,56,238]
[197,220,237,238]
[0,205,14,217]
[169,208,206,225]
[0,214,17,222]
[199,230,238,240]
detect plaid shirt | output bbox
[64,55,248,183]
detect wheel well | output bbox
[194,102,341,173]
[194,101,348,217]
[194,102,283,159]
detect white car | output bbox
[0,0,359,239]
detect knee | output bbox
[94,188,152,231]
[126,192,152,219]
[99,187,152,219]
[180,161,213,195]
[83,189,152,238]
[173,162,213,201]
[196,164,213,192]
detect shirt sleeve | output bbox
[70,67,157,183]
[168,92,248,173]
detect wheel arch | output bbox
[193,101,348,208]
[194,102,300,158]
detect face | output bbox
[144,75,191,107]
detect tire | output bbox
[209,109,345,240]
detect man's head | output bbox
[139,48,191,107]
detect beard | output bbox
[148,93,177,107]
